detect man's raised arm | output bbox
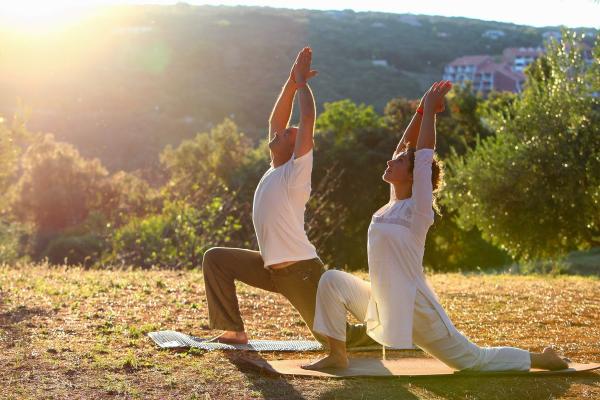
[268,77,296,143]
[293,47,318,158]
[268,48,314,141]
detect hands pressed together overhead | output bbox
[420,80,452,114]
[290,46,318,85]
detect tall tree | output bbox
[443,32,600,260]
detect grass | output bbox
[0,264,598,399]
[496,247,600,276]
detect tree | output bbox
[311,100,392,268]
[0,114,30,211]
[104,171,162,227]
[443,32,600,260]
[9,134,113,257]
[108,198,242,269]
[160,118,260,249]
[316,99,384,144]
[383,97,418,136]
[12,134,110,232]
[160,118,254,203]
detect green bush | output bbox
[42,233,106,266]
[0,221,29,264]
[443,32,600,261]
[108,198,242,269]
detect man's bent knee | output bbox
[202,247,224,271]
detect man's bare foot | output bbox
[210,331,248,344]
[301,354,349,370]
[531,347,570,370]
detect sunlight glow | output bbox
[0,1,102,34]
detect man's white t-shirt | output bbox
[252,150,318,267]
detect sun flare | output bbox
[0,1,101,34]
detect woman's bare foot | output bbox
[210,331,248,344]
[530,347,569,370]
[301,354,349,370]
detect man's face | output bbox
[269,127,297,160]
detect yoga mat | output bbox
[243,357,600,378]
[148,330,386,352]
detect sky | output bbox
[0,0,599,29]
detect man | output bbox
[202,47,375,347]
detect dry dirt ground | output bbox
[0,264,598,399]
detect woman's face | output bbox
[383,151,412,184]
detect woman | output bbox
[302,81,569,371]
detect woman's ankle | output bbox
[328,338,347,359]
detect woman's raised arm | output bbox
[416,81,452,151]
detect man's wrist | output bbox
[295,80,307,89]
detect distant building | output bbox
[502,47,545,72]
[475,62,524,94]
[443,55,524,96]
[372,59,389,67]
[397,15,422,27]
[483,30,505,40]
[443,39,593,96]
[542,31,562,42]
[443,55,493,84]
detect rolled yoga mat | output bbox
[242,357,600,378]
[148,330,388,352]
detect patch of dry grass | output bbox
[0,264,598,399]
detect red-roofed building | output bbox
[444,41,593,96]
[444,48,541,96]
[442,55,493,84]
[443,55,525,96]
[502,47,545,72]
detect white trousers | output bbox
[313,270,531,371]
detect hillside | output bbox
[0,4,595,171]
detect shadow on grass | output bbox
[0,305,50,326]
[225,351,311,400]
[225,352,422,400]
[224,349,599,400]
[315,373,595,400]
[0,305,52,353]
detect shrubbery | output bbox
[443,33,600,261]
[108,198,242,268]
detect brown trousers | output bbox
[201,247,377,347]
